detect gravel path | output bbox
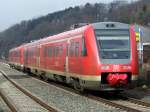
[0,63,120,112]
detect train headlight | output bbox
[101,65,110,70]
[123,66,131,70]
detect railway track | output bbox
[121,96,150,107]
[1,62,150,112]
[0,71,58,112]
[89,94,150,112]
[0,92,14,112]
[32,74,150,112]
[109,96,150,112]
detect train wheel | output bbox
[73,80,84,92]
[27,68,31,74]
[43,75,49,81]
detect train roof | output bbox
[23,24,89,47]
[23,22,132,48]
[10,22,135,51]
[9,44,24,52]
[92,22,130,30]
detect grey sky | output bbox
[0,0,135,31]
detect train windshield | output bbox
[95,30,130,62]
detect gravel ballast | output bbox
[0,72,49,112]
[0,63,120,112]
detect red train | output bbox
[9,22,139,91]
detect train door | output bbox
[24,48,28,66]
[20,48,24,65]
[65,40,69,73]
[40,45,46,69]
[68,37,82,74]
[36,46,40,67]
[54,42,68,72]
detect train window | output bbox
[15,51,21,57]
[69,41,80,57]
[59,45,63,56]
[53,46,57,57]
[30,50,32,57]
[50,47,53,57]
[70,42,75,57]
[16,51,18,57]
[47,47,50,57]
[28,50,30,57]
[52,46,54,57]
[54,46,58,57]
[55,46,59,57]
[82,37,87,56]
[47,46,53,57]
[44,47,47,57]
[69,43,72,56]
[29,50,33,57]
[37,48,40,57]
[15,51,17,57]
[58,46,61,56]
[95,29,130,59]
[66,45,68,56]
[28,48,34,57]
[50,46,53,57]
[75,42,79,57]
[14,52,16,57]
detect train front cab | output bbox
[82,22,139,91]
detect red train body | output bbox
[9,22,139,91]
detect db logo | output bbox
[113,65,120,72]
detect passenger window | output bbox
[69,42,75,57]
[82,38,87,56]
[37,48,40,57]
[69,41,80,57]
[44,47,47,57]
[59,45,63,56]
[51,46,54,57]
[75,42,79,57]
[49,47,52,57]
[54,46,57,57]
[46,46,53,57]
[56,46,59,57]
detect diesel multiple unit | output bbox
[9,22,139,91]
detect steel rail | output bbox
[122,96,150,107]
[0,70,58,112]
[0,90,17,112]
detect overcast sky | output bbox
[0,0,135,31]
